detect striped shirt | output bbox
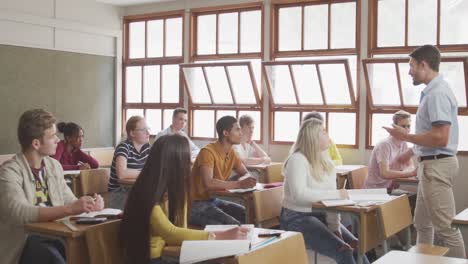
[108,140,150,191]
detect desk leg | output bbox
[356,212,364,264]
[243,195,255,225]
[66,236,89,264]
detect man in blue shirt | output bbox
[384,45,465,258]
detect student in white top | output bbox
[280,118,369,264]
[155,108,200,161]
[233,115,270,166]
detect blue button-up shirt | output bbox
[414,74,458,156]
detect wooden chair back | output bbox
[253,186,283,228]
[88,148,114,168]
[348,166,368,189]
[378,195,412,239]
[78,168,110,203]
[265,163,283,183]
[85,220,124,264]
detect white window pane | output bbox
[126,109,144,121]
[240,10,261,53]
[440,62,467,107]
[291,64,323,105]
[162,65,179,103]
[216,110,236,122]
[441,0,468,45]
[408,0,437,46]
[183,67,211,104]
[249,59,262,96]
[320,64,351,105]
[125,66,142,103]
[129,21,145,59]
[329,113,355,145]
[278,7,301,51]
[304,4,328,50]
[458,116,468,151]
[371,113,415,147]
[377,0,405,47]
[146,109,162,134]
[368,63,400,106]
[330,2,356,49]
[399,63,425,106]
[143,65,160,103]
[205,66,233,104]
[163,109,174,130]
[274,112,300,142]
[165,18,183,56]
[239,111,261,141]
[197,15,216,55]
[193,110,215,138]
[147,20,163,57]
[218,12,238,54]
[264,65,296,104]
[227,65,256,104]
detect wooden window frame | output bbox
[270,0,361,148]
[188,3,265,142]
[123,11,185,135]
[363,57,468,153]
[368,0,468,57]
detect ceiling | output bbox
[95,0,178,6]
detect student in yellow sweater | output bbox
[303,112,343,166]
[120,134,249,264]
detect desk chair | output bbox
[265,163,283,183]
[253,186,283,228]
[348,166,368,189]
[85,220,124,264]
[79,168,110,204]
[378,195,449,256]
[88,148,114,168]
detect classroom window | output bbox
[181,62,262,140]
[123,12,184,135]
[363,56,468,150]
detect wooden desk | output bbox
[335,165,366,189]
[25,219,120,264]
[452,208,468,231]
[312,202,382,264]
[246,162,282,183]
[394,177,419,193]
[373,250,468,264]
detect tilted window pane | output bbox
[329,113,355,145]
[368,63,400,106]
[162,65,179,103]
[126,66,142,103]
[129,21,145,59]
[274,111,300,142]
[291,64,323,105]
[205,66,233,104]
[147,20,163,57]
[264,65,296,104]
[165,17,183,56]
[278,7,302,51]
[304,4,328,50]
[193,110,215,138]
[408,0,437,46]
[240,10,261,53]
[377,0,405,47]
[197,14,216,55]
[398,63,425,106]
[218,12,239,54]
[330,2,356,49]
[183,67,211,104]
[320,64,352,105]
[227,65,257,104]
[440,61,467,107]
[143,65,160,103]
[440,0,468,45]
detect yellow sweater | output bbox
[150,204,209,259]
[328,140,343,166]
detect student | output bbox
[384,45,466,258]
[280,118,368,264]
[121,134,249,264]
[190,116,257,227]
[108,116,150,210]
[155,108,200,161]
[365,110,417,190]
[302,112,343,165]
[51,122,99,170]
[0,109,103,264]
[233,115,271,166]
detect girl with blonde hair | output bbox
[280,118,368,264]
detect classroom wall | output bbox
[0,0,124,151]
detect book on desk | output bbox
[321,189,395,207]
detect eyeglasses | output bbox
[134,127,150,132]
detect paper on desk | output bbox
[347,189,393,202]
[180,240,250,264]
[76,208,122,218]
[227,183,263,193]
[321,199,356,207]
[205,224,255,241]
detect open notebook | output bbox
[321,189,394,207]
[75,208,122,218]
[179,225,254,264]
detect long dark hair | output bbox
[120,134,191,264]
